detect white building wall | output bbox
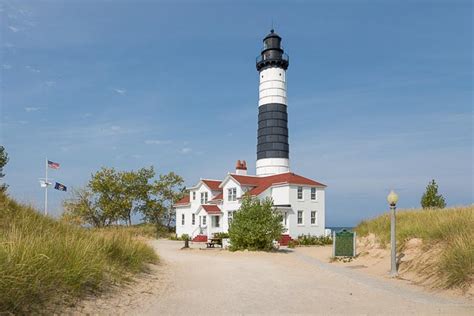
[287,185,326,238]
[221,178,243,232]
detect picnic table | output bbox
[206,238,222,248]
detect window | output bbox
[212,216,220,228]
[192,192,196,200]
[311,188,317,200]
[311,211,318,225]
[203,216,207,226]
[228,211,235,226]
[192,214,196,225]
[282,212,287,226]
[228,187,237,201]
[297,187,303,200]
[297,210,304,225]
[200,192,208,204]
[181,213,185,225]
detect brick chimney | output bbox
[235,160,247,175]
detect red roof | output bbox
[210,192,223,201]
[202,179,222,191]
[231,172,326,196]
[174,195,190,206]
[201,204,222,214]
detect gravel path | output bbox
[138,240,473,315]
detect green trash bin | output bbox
[333,229,356,257]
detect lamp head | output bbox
[387,190,399,206]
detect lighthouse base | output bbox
[256,158,290,176]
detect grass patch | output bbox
[355,205,473,291]
[0,193,158,314]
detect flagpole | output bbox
[45,157,48,216]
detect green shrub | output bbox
[181,234,190,241]
[213,232,229,239]
[355,205,473,290]
[287,240,299,248]
[228,196,284,251]
[0,193,158,314]
[297,234,332,246]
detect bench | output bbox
[206,238,222,248]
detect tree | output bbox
[62,188,109,227]
[0,146,9,192]
[141,172,185,232]
[421,179,446,209]
[228,196,284,251]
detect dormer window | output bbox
[228,187,237,201]
[297,187,303,200]
[200,192,208,204]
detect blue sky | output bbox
[1,0,472,226]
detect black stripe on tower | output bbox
[257,103,289,160]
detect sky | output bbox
[1,0,472,226]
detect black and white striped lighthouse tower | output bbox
[256,29,290,176]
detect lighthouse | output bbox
[256,29,290,176]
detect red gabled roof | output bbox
[230,172,326,196]
[201,204,222,214]
[174,195,190,206]
[202,179,222,191]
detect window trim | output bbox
[192,213,196,225]
[192,191,196,200]
[297,186,304,200]
[202,215,207,226]
[311,211,318,225]
[200,192,208,204]
[227,187,237,202]
[297,210,304,225]
[310,187,317,201]
[181,213,185,226]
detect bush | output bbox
[0,193,158,314]
[228,197,284,251]
[213,232,229,239]
[181,234,190,241]
[297,234,332,246]
[288,240,299,248]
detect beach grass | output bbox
[0,193,158,314]
[355,205,473,290]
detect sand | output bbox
[66,239,473,315]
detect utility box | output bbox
[333,229,356,257]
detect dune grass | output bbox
[0,193,158,314]
[355,205,473,291]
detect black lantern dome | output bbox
[256,29,289,71]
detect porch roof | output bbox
[201,204,222,215]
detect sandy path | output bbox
[136,240,473,315]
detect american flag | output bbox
[48,160,60,169]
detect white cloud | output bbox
[110,125,121,131]
[180,147,192,154]
[2,64,12,70]
[25,65,40,73]
[24,107,40,112]
[8,26,19,32]
[145,139,172,145]
[113,88,126,95]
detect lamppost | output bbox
[387,190,399,277]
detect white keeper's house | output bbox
[174,29,327,245]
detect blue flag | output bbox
[54,182,67,192]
